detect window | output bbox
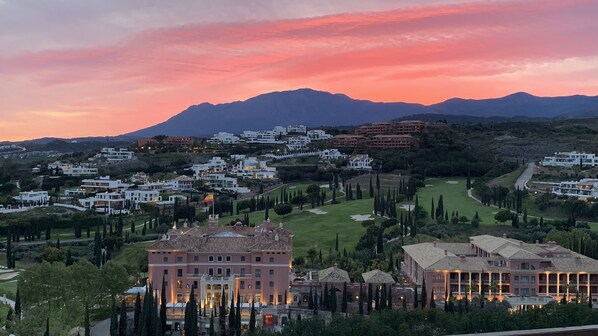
[269,269,274,276]
[209,256,214,262]
[241,256,246,262]
[177,269,183,277]
[278,294,283,304]
[177,280,183,289]
[217,268,222,276]
[255,269,261,277]
[256,281,261,290]
[226,268,231,277]
[217,256,223,262]
[177,256,183,262]
[269,281,274,288]
[163,257,168,262]
[194,256,199,262]
[269,257,274,263]
[193,281,198,289]
[209,268,214,276]
[163,269,168,275]
[240,281,245,289]
[256,257,261,263]
[240,268,246,276]
[177,294,183,303]
[226,256,231,262]
[269,295,274,304]
[193,268,199,275]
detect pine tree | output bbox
[119,299,127,336]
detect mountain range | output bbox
[125,89,598,138]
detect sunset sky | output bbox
[1,0,598,141]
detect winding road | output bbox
[515,162,535,190]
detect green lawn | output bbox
[488,166,525,189]
[416,178,499,225]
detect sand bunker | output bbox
[351,214,374,221]
[320,184,330,188]
[0,272,19,280]
[425,184,434,187]
[400,204,414,211]
[308,208,327,215]
[446,181,459,184]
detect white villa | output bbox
[14,191,49,204]
[208,132,240,145]
[272,126,288,136]
[541,151,598,168]
[201,174,250,193]
[169,176,194,191]
[307,129,333,140]
[230,156,277,180]
[286,136,312,151]
[81,176,131,193]
[191,157,228,178]
[347,154,374,170]
[240,130,284,144]
[92,147,135,163]
[552,178,598,201]
[125,189,162,208]
[47,161,98,176]
[287,124,307,134]
[320,149,346,161]
[79,192,126,214]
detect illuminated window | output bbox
[177,281,183,289]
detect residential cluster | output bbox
[538,151,598,201]
[332,120,426,150]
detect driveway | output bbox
[515,162,535,190]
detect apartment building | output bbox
[94,148,135,162]
[81,176,130,193]
[355,122,393,136]
[164,136,194,148]
[370,135,418,149]
[286,125,307,134]
[14,191,49,204]
[306,130,333,140]
[202,174,251,193]
[286,136,311,151]
[541,151,598,168]
[147,217,293,307]
[355,120,426,136]
[125,189,162,205]
[79,192,126,214]
[230,157,277,180]
[402,235,598,304]
[331,135,366,148]
[208,132,240,145]
[552,178,598,201]
[191,157,228,179]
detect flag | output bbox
[201,193,214,203]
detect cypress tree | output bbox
[420,279,427,309]
[430,197,435,220]
[376,174,380,191]
[374,286,380,311]
[14,287,21,319]
[160,276,167,335]
[330,286,337,313]
[235,291,241,336]
[45,222,51,240]
[388,285,393,309]
[308,287,313,309]
[429,290,436,308]
[110,297,118,336]
[66,248,73,266]
[6,230,12,268]
[86,221,91,238]
[210,313,215,336]
[413,286,419,309]
[229,291,235,335]
[367,283,373,313]
[335,233,339,252]
[314,289,319,315]
[219,288,226,333]
[369,175,374,197]
[118,299,127,336]
[134,293,141,335]
[44,317,50,336]
[341,282,348,313]
[402,293,408,310]
[380,284,387,310]
[249,301,256,331]
[323,283,329,309]
[85,302,90,336]
[358,283,364,315]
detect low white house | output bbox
[347,154,374,170]
[191,157,228,178]
[202,174,250,193]
[320,149,346,161]
[169,176,194,191]
[541,151,598,168]
[209,132,240,145]
[272,126,288,136]
[552,178,598,201]
[14,191,49,204]
[81,176,130,193]
[125,189,162,204]
[241,130,284,144]
[287,124,307,134]
[307,130,333,140]
[286,136,311,151]
[230,156,277,180]
[63,166,99,177]
[92,147,135,162]
[79,192,126,214]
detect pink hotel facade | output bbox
[403,234,598,303]
[148,217,293,308]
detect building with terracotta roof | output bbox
[402,235,598,304]
[331,134,366,148]
[370,134,419,149]
[148,216,293,310]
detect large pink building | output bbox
[148,216,293,310]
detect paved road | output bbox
[14,237,93,246]
[0,295,15,309]
[515,162,535,190]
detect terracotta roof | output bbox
[319,266,350,283]
[148,221,292,252]
[362,269,395,284]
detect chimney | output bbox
[502,233,507,239]
[535,240,539,245]
[208,214,219,228]
[444,250,448,256]
[548,241,556,247]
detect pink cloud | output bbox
[1,0,598,140]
